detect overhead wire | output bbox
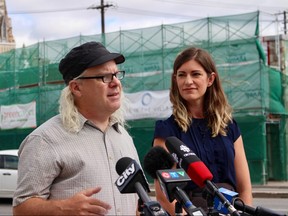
[8,1,286,17]
[153,0,287,12]
[8,5,200,20]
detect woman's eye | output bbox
[192,72,201,77]
[177,73,185,77]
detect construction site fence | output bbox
[0,11,287,184]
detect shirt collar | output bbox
[79,113,121,133]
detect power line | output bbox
[154,0,287,12]
[9,7,87,14]
[8,5,195,19]
[7,2,287,24]
[116,7,199,20]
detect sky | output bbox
[5,0,288,48]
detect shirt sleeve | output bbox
[154,119,172,139]
[228,119,241,142]
[13,134,61,206]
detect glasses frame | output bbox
[75,70,125,83]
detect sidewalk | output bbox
[252,181,288,198]
[149,181,288,198]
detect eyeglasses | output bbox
[75,70,125,83]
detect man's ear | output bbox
[208,72,216,87]
[69,80,82,97]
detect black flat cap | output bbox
[59,41,125,84]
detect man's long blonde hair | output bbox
[59,86,126,133]
[170,47,233,137]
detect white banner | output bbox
[124,90,172,120]
[0,101,37,129]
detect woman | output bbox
[153,47,252,215]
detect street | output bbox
[1,197,287,215]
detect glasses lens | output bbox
[103,74,112,83]
[116,71,125,80]
[102,71,125,83]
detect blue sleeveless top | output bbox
[153,115,241,190]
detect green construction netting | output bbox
[0,11,287,183]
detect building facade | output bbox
[0,0,15,53]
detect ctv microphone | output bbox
[143,147,206,216]
[165,136,240,216]
[115,157,168,216]
[157,168,206,216]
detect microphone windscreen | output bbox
[116,157,133,175]
[187,161,213,188]
[143,146,175,179]
[115,157,151,194]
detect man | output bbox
[13,42,139,215]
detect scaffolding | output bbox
[0,11,287,184]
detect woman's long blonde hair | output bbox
[59,86,126,133]
[170,47,232,137]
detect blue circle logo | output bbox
[142,92,152,106]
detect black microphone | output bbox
[165,136,241,216]
[115,157,168,216]
[235,200,287,216]
[216,187,287,216]
[143,146,176,179]
[115,157,150,195]
[143,147,206,216]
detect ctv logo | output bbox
[161,172,171,179]
[116,163,136,187]
[161,171,186,179]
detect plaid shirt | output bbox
[13,114,139,215]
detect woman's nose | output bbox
[185,75,194,84]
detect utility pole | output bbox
[284,11,287,35]
[88,0,113,44]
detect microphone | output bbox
[143,147,206,216]
[143,146,176,179]
[216,187,287,216]
[165,136,213,188]
[165,136,240,216]
[115,157,150,195]
[214,187,239,214]
[157,168,207,216]
[115,157,168,216]
[156,168,191,202]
